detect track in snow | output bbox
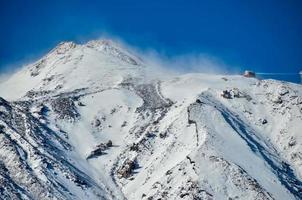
[198,93,302,199]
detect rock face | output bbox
[50,97,79,120]
[0,40,302,200]
[0,96,107,200]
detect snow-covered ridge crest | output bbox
[85,39,143,66]
[28,39,142,77]
[28,41,78,77]
[0,39,146,100]
[52,41,77,54]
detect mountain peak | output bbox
[0,39,147,100]
[86,39,117,48]
[50,41,77,55]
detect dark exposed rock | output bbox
[55,84,63,90]
[221,90,232,99]
[288,137,296,147]
[146,132,156,138]
[278,87,289,96]
[220,88,253,101]
[261,119,268,125]
[77,101,85,106]
[0,97,107,199]
[25,90,52,99]
[180,192,189,198]
[117,159,137,178]
[272,96,283,104]
[0,124,4,132]
[195,99,203,104]
[134,83,173,112]
[186,156,195,164]
[0,97,10,107]
[165,170,172,176]
[110,108,117,114]
[106,140,112,147]
[86,148,103,159]
[30,59,46,77]
[130,143,139,152]
[94,119,101,127]
[87,141,113,159]
[50,97,79,120]
[231,88,241,98]
[159,132,167,139]
[121,121,127,127]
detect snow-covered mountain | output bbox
[0,39,301,200]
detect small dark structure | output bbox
[243,70,256,78]
[221,90,232,99]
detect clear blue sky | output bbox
[1,0,301,82]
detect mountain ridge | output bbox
[0,40,301,200]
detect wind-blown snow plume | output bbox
[79,35,240,78]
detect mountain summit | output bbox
[0,39,144,100]
[0,40,301,200]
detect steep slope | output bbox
[0,40,144,100]
[0,97,113,199]
[0,40,301,200]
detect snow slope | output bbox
[0,39,301,200]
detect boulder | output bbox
[117,159,136,178]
